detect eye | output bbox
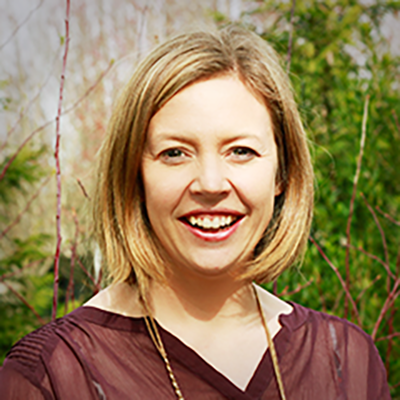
[230,147,257,161]
[159,148,187,164]
[162,148,183,158]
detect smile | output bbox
[187,215,239,230]
[179,213,244,242]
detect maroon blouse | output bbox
[0,302,391,399]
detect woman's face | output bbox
[141,75,280,279]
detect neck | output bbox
[149,270,258,328]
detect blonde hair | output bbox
[93,25,314,294]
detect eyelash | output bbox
[230,147,257,160]
[161,148,184,159]
[159,146,258,163]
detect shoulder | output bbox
[84,281,143,317]
[282,302,391,399]
[288,302,376,348]
[0,315,75,399]
[285,302,379,355]
[2,309,87,389]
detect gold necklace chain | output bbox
[143,286,286,400]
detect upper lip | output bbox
[179,208,245,219]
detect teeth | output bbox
[187,215,237,230]
[189,216,197,226]
[211,218,220,229]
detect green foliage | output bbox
[239,0,400,394]
[0,146,48,204]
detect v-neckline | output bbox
[75,304,302,400]
[155,310,294,400]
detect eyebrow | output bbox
[150,132,266,145]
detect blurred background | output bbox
[1,0,399,395]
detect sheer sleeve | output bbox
[327,316,391,400]
[0,362,53,400]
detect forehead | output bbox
[147,75,273,145]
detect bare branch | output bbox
[372,279,400,340]
[77,258,99,289]
[344,95,370,317]
[356,275,381,303]
[0,121,53,182]
[63,59,115,115]
[346,244,394,280]
[286,0,296,73]
[376,332,400,342]
[375,206,400,227]
[76,178,91,200]
[1,47,61,151]
[0,176,52,241]
[0,278,46,325]
[280,278,314,297]
[0,0,45,51]
[309,236,362,326]
[360,193,390,269]
[52,0,71,321]
[0,61,115,183]
[0,257,50,280]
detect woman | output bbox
[0,26,390,399]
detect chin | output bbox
[180,258,245,280]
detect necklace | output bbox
[143,285,287,400]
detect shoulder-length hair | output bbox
[92,25,313,294]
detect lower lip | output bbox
[181,218,242,242]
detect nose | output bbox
[189,155,231,200]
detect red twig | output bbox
[0,121,53,182]
[371,278,400,340]
[360,192,394,367]
[0,61,115,182]
[0,257,50,281]
[52,0,71,321]
[63,59,115,115]
[77,258,98,289]
[0,176,51,241]
[273,280,278,295]
[76,178,91,200]
[375,206,400,227]
[310,236,362,326]
[0,278,46,325]
[1,48,61,151]
[280,278,314,297]
[0,0,44,51]
[96,268,103,294]
[347,244,394,280]
[286,0,296,72]
[360,193,390,269]
[356,275,381,303]
[376,332,400,342]
[344,95,370,317]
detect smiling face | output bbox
[141,75,280,280]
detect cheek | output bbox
[228,164,277,211]
[142,165,191,219]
